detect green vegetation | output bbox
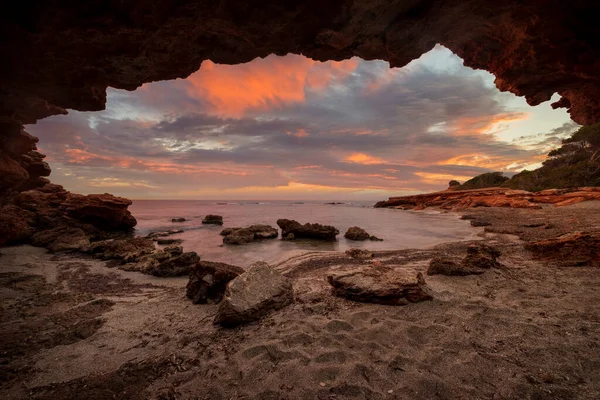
[503,123,600,191]
[455,172,509,190]
[452,123,600,192]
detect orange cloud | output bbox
[452,112,529,136]
[286,128,309,138]
[345,153,385,165]
[185,55,359,117]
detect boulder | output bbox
[186,261,245,304]
[327,267,433,305]
[214,262,294,327]
[171,217,186,222]
[276,219,339,241]
[31,226,90,252]
[525,231,600,267]
[470,219,491,227]
[344,226,371,241]
[222,224,278,245]
[202,214,223,225]
[61,193,137,231]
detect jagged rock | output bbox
[0,153,29,190]
[62,193,137,231]
[171,217,186,222]
[84,238,156,262]
[31,226,90,252]
[0,204,36,246]
[283,233,295,240]
[202,214,223,225]
[525,231,600,267]
[214,262,294,327]
[222,224,278,245]
[327,267,433,305]
[427,258,485,276]
[346,248,374,258]
[277,219,339,241]
[186,261,245,304]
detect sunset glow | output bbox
[27,46,577,200]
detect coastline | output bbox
[1,201,600,399]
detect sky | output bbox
[27,45,579,200]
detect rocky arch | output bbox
[1,0,598,202]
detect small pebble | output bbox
[319,382,326,387]
[388,389,394,393]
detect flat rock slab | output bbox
[327,267,433,305]
[214,262,294,327]
[187,261,245,304]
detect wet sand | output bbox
[1,201,599,399]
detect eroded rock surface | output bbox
[525,231,600,267]
[187,261,245,304]
[215,262,294,327]
[277,219,339,241]
[327,267,433,305]
[427,244,502,276]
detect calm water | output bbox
[129,200,476,266]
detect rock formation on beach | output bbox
[214,262,294,327]
[221,225,278,245]
[375,187,600,211]
[427,244,502,276]
[277,219,339,241]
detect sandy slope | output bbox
[1,203,599,400]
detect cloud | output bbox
[26,45,574,199]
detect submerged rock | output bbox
[202,214,223,225]
[220,227,241,236]
[214,262,294,327]
[327,267,433,305]
[156,238,183,245]
[222,225,278,245]
[276,219,339,241]
[187,261,244,304]
[171,217,186,222]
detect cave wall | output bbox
[0,0,598,197]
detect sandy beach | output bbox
[1,201,599,400]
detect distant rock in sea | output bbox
[277,219,339,241]
[222,225,278,245]
[202,214,223,225]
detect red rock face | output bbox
[0,0,598,127]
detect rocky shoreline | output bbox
[1,200,599,399]
[374,186,600,211]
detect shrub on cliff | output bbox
[455,172,509,190]
[504,123,600,191]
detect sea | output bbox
[129,200,476,266]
